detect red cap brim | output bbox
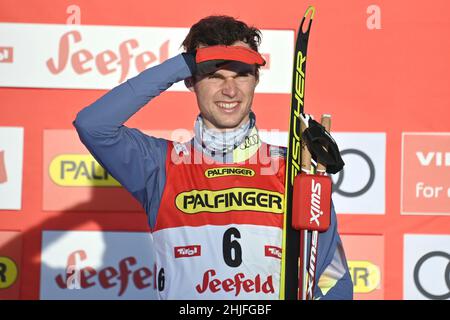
[196,45,266,66]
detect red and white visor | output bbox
[196,45,266,66]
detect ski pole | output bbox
[305,114,331,300]
[292,113,333,300]
[299,115,312,300]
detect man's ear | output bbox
[184,77,195,92]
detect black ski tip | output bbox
[304,6,316,20]
[300,6,315,35]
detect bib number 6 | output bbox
[222,228,242,268]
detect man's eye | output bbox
[238,72,254,79]
[208,74,221,79]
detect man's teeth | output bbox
[217,102,238,109]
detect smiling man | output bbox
[186,43,259,130]
[73,16,352,300]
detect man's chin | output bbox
[202,113,250,131]
[213,119,246,131]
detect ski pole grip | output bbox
[300,117,312,174]
[292,174,332,232]
[317,114,331,173]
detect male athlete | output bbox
[74,16,353,300]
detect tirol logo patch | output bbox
[175,188,284,214]
[174,245,201,258]
[264,246,282,259]
[204,167,255,178]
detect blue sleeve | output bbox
[73,54,192,229]
[314,202,354,300]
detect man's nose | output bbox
[221,78,238,97]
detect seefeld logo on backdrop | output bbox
[259,131,386,214]
[40,231,160,299]
[0,23,293,94]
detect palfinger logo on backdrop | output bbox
[43,130,142,212]
[0,256,18,289]
[0,231,22,299]
[49,154,120,186]
[0,23,293,93]
[340,235,384,299]
[404,234,450,300]
[348,260,381,293]
[0,47,13,63]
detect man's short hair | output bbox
[182,15,262,52]
[182,16,262,79]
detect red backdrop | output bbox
[0,0,449,300]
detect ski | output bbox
[280,5,316,300]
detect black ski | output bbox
[280,5,316,300]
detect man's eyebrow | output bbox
[209,69,254,77]
[236,70,253,75]
[208,72,226,78]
